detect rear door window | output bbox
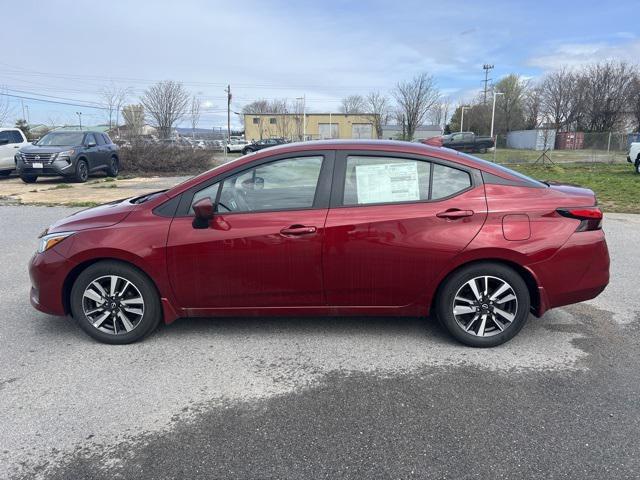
[431,164,472,199]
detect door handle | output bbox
[13,145,19,148]
[436,209,474,219]
[280,225,317,235]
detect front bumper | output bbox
[16,157,76,177]
[29,248,73,316]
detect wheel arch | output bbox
[62,257,164,318]
[431,258,541,317]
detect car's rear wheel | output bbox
[435,262,530,347]
[106,156,119,177]
[635,159,640,174]
[20,174,38,183]
[70,261,161,344]
[74,159,89,183]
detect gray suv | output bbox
[16,131,119,183]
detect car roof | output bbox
[166,139,521,198]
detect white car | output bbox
[226,139,249,153]
[628,142,640,174]
[0,128,30,176]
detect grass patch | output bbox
[62,201,100,208]
[103,177,117,182]
[507,162,639,213]
[93,184,118,189]
[50,184,73,190]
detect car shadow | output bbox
[157,315,458,346]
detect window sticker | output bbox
[355,162,420,204]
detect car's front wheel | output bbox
[20,174,38,183]
[70,261,162,344]
[635,159,640,174]
[435,262,530,347]
[74,159,89,183]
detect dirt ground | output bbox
[0,175,190,206]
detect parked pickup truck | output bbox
[441,131,494,153]
[628,142,640,174]
[0,128,30,176]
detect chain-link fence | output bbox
[485,131,635,165]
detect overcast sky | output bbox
[2,0,639,128]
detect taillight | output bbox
[557,207,603,232]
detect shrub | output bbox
[118,141,218,175]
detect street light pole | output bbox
[76,112,83,130]
[296,96,306,141]
[490,92,504,138]
[460,106,470,132]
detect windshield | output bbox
[37,132,85,146]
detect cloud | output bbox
[528,39,640,70]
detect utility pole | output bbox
[225,85,231,142]
[482,64,494,104]
[76,112,83,130]
[21,100,26,121]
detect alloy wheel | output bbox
[82,275,145,335]
[452,275,518,337]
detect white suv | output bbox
[628,142,640,174]
[0,128,30,176]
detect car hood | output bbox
[20,144,80,154]
[48,198,137,233]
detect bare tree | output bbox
[341,95,366,114]
[0,86,14,127]
[540,68,575,131]
[630,74,640,132]
[393,73,440,140]
[100,83,131,133]
[190,95,201,139]
[524,85,543,130]
[429,97,451,130]
[141,81,189,139]
[579,61,635,132]
[122,104,146,138]
[365,92,390,138]
[242,99,271,139]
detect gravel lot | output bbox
[0,206,638,479]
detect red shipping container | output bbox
[556,131,584,150]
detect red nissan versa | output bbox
[29,140,610,347]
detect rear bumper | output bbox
[529,229,609,316]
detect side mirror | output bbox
[192,197,214,229]
[86,141,97,148]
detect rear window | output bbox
[458,152,546,188]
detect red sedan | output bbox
[29,140,609,347]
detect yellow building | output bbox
[244,113,379,141]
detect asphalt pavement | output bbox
[0,206,638,479]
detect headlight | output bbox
[37,231,75,253]
[56,149,75,158]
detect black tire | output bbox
[106,156,119,177]
[226,147,231,153]
[635,158,640,174]
[0,170,11,177]
[74,159,89,183]
[20,174,38,183]
[242,148,253,155]
[435,262,530,347]
[70,260,162,344]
